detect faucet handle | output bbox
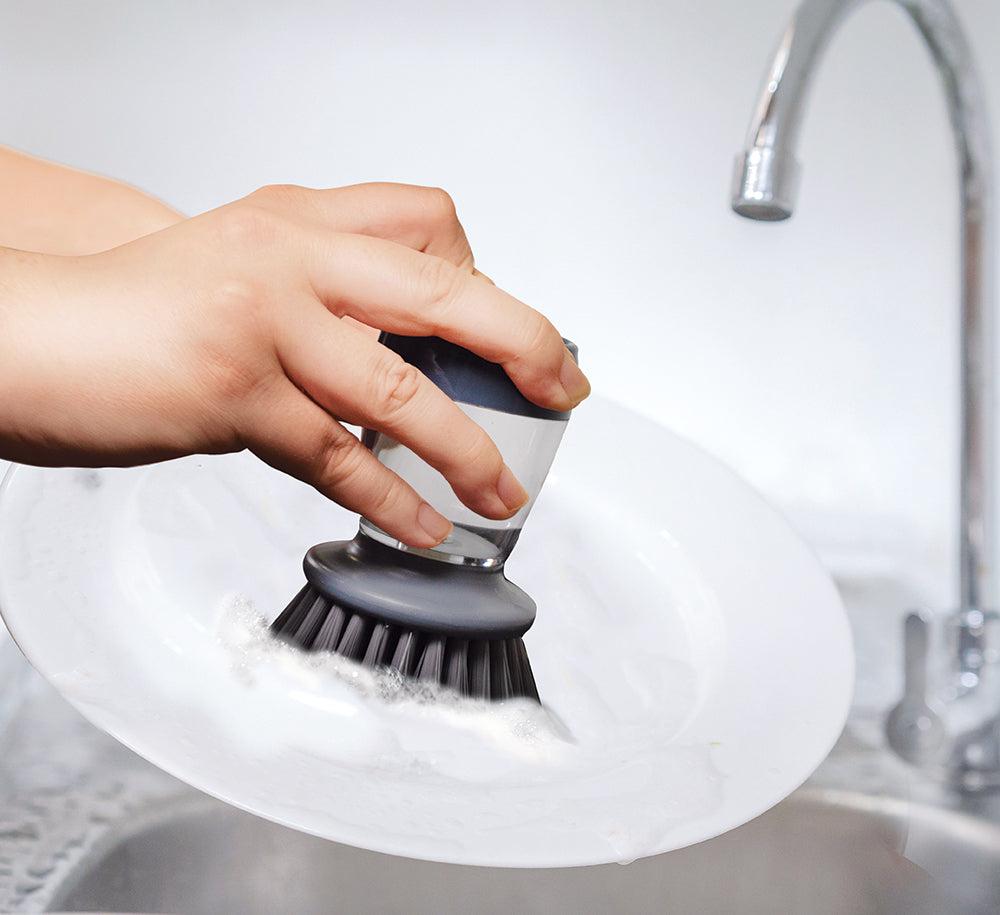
[886,611,946,766]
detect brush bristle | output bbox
[270,584,539,702]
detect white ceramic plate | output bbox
[0,397,852,867]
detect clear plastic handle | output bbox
[361,402,569,567]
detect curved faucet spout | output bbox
[731,2,848,220]
[731,0,995,619]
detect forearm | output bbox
[0,146,182,255]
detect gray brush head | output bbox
[269,534,541,701]
[304,534,535,638]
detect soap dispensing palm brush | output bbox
[270,334,577,702]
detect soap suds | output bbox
[211,592,724,863]
[4,449,732,867]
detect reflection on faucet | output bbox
[731,0,999,788]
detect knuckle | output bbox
[419,186,459,227]
[209,275,269,335]
[216,201,282,248]
[418,186,474,269]
[367,474,408,520]
[416,254,462,316]
[372,358,424,419]
[507,311,557,374]
[248,183,310,207]
[314,431,368,490]
[311,433,408,523]
[521,311,554,358]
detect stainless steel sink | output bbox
[3,574,1000,914]
[33,785,1000,915]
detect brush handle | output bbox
[360,335,577,568]
[374,335,576,421]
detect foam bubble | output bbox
[213,593,723,862]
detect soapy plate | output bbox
[0,397,852,867]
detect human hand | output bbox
[0,183,590,548]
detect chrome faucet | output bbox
[731,0,999,788]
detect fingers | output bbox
[274,312,530,521]
[243,378,454,549]
[245,182,476,271]
[236,183,590,411]
[301,231,591,412]
[203,187,589,539]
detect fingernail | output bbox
[497,465,529,514]
[560,349,591,407]
[417,502,452,545]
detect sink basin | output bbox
[3,573,1000,914]
[38,786,1000,915]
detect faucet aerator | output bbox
[730,147,799,221]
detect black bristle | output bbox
[467,641,491,699]
[489,640,514,700]
[391,630,421,677]
[271,584,310,633]
[337,612,371,661]
[269,584,540,702]
[444,639,470,697]
[363,622,396,667]
[272,585,327,647]
[313,603,347,651]
[416,637,446,683]
[508,638,538,699]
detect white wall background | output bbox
[2,0,998,606]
